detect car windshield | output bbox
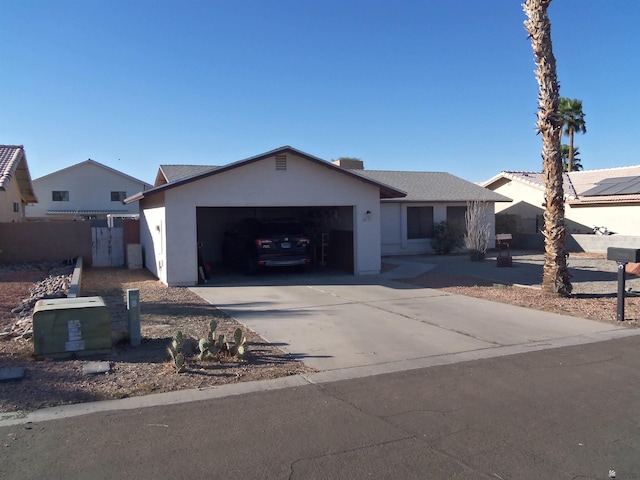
[261,222,304,235]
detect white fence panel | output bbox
[92,227,124,267]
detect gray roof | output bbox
[128,146,407,203]
[356,170,511,203]
[0,145,37,203]
[34,159,152,189]
[156,164,219,185]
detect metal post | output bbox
[616,262,627,322]
[127,288,141,346]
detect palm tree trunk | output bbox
[568,128,575,172]
[523,0,572,296]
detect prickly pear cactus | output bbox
[207,320,218,343]
[198,338,211,360]
[231,328,247,358]
[175,353,187,373]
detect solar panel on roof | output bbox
[581,176,640,196]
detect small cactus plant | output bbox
[167,331,188,373]
[230,328,247,358]
[170,322,249,373]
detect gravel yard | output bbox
[1,253,638,416]
[0,266,314,415]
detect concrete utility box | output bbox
[126,244,143,269]
[32,297,112,359]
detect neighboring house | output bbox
[25,159,152,221]
[126,146,509,287]
[0,145,38,222]
[482,166,640,235]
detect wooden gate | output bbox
[92,227,124,267]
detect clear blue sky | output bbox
[2,0,639,185]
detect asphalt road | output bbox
[2,335,640,479]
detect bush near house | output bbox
[430,221,465,255]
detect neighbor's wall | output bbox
[567,204,640,236]
[0,221,92,264]
[568,234,640,253]
[0,175,25,222]
[491,180,545,234]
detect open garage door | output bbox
[196,206,354,277]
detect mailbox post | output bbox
[606,248,640,321]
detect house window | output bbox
[52,191,69,201]
[407,206,434,239]
[447,206,467,230]
[13,202,20,213]
[111,191,127,202]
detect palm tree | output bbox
[558,97,586,172]
[561,144,583,171]
[523,0,572,296]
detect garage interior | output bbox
[196,206,355,276]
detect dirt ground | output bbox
[1,258,638,415]
[0,267,315,415]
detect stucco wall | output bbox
[139,204,167,284]
[380,202,497,256]
[143,153,382,286]
[566,204,640,236]
[0,175,25,222]
[0,221,92,264]
[492,180,546,233]
[26,162,147,218]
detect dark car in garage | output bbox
[222,218,311,274]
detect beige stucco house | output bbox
[0,145,37,222]
[25,159,151,221]
[482,166,640,236]
[129,146,509,286]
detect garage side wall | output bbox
[139,201,167,284]
[162,153,383,285]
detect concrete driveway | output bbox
[190,257,638,375]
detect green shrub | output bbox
[430,221,465,254]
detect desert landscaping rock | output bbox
[0,266,315,413]
[0,262,74,341]
[0,367,25,382]
[82,362,111,375]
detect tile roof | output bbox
[0,145,37,203]
[356,170,511,203]
[483,165,640,205]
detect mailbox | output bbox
[606,247,640,322]
[607,247,640,263]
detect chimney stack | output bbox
[332,158,364,170]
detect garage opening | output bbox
[196,206,354,277]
